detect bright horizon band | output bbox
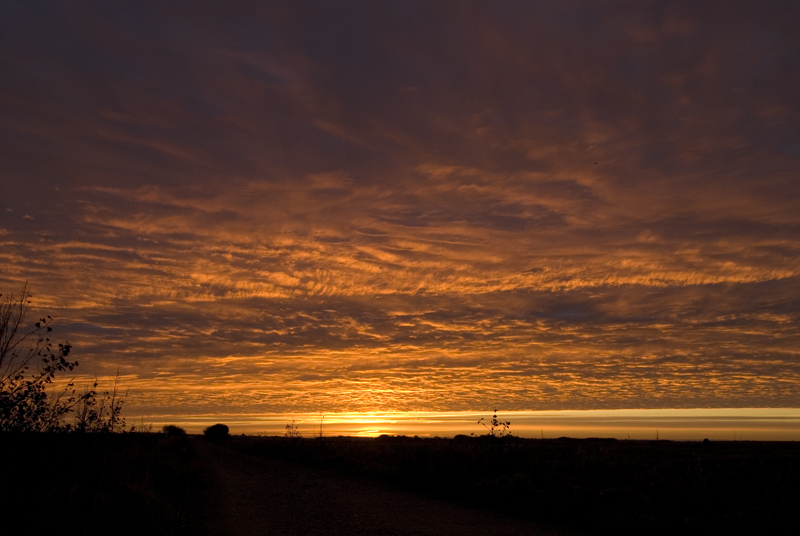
[135,408,800,441]
[3,3,800,426]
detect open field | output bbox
[3,433,798,535]
[225,435,800,535]
[3,433,211,536]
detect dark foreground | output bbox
[3,434,798,535]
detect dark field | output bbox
[3,433,798,535]
[228,435,800,535]
[3,434,211,536]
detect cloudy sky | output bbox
[2,1,799,417]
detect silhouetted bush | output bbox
[203,423,229,439]
[163,424,187,437]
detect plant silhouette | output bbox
[477,409,512,437]
[285,419,301,438]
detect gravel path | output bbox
[195,439,579,536]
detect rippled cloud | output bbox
[1,1,799,415]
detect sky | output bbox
[2,1,800,423]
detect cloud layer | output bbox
[2,1,799,414]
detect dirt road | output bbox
[195,439,579,536]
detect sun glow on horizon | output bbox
[3,3,800,427]
[137,408,800,441]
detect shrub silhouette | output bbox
[163,424,187,437]
[203,423,229,439]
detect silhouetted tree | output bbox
[0,284,78,431]
[0,284,126,432]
